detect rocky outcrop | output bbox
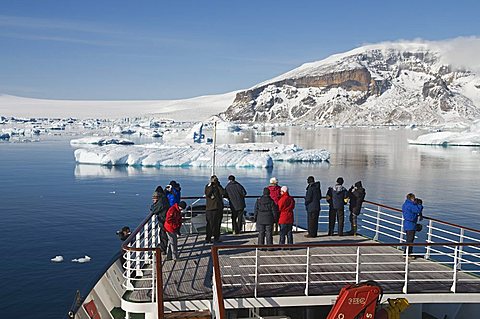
[221,45,480,126]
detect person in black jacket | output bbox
[326,177,348,236]
[225,175,247,235]
[305,176,322,238]
[151,188,170,252]
[254,188,279,245]
[205,175,226,243]
[347,181,366,236]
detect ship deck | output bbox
[127,231,480,304]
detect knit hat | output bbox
[178,201,187,209]
[281,186,288,193]
[152,191,160,198]
[336,177,344,185]
[270,177,278,184]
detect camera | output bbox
[117,226,131,241]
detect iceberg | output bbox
[51,255,64,263]
[70,137,135,146]
[408,121,480,146]
[72,255,91,263]
[73,141,330,168]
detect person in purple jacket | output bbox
[402,193,424,258]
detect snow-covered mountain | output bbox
[221,42,480,126]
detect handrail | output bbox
[363,199,480,235]
[118,195,480,319]
[213,241,480,250]
[211,241,480,311]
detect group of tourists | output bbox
[151,181,186,261]
[146,175,422,259]
[254,176,367,246]
[204,174,248,243]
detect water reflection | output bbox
[72,127,479,225]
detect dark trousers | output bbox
[279,224,293,245]
[157,216,168,252]
[231,209,243,234]
[257,224,273,245]
[307,210,320,237]
[404,230,416,255]
[349,209,358,230]
[328,207,345,235]
[206,209,223,241]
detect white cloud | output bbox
[433,36,480,73]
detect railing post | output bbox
[155,248,164,319]
[373,205,381,241]
[144,223,150,263]
[458,229,464,270]
[151,215,157,250]
[126,244,132,290]
[425,220,433,260]
[294,209,298,232]
[211,246,226,319]
[189,204,193,234]
[451,246,459,293]
[151,251,155,303]
[254,248,259,298]
[135,233,141,277]
[355,246,361,284]
[305,247,310,296]
[399,219,405,244]
[402,247,409,294]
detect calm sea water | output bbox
[1,128,479,319]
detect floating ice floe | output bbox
[51,255,64,263]
[72,255,91,263]
[74,141,330,168]
[408,121,480,146]
[70,137,134,146]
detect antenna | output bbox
[211,121,217,176]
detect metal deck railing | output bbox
[119,196,480,319]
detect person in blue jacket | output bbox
[165,180,181,206]
[402,193,423,258]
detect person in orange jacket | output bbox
[278,186,295,245]
[164,201,187,261]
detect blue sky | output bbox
[0,0,479,100]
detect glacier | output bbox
[74,141,330,168]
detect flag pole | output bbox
[211,121,217,176]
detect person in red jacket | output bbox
[278,186,295,245]
[268,177,281,235]
[164,201,187,261]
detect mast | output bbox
[211,121,217,176]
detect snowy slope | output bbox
[222,41,480,126]
[0,92,237,121]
